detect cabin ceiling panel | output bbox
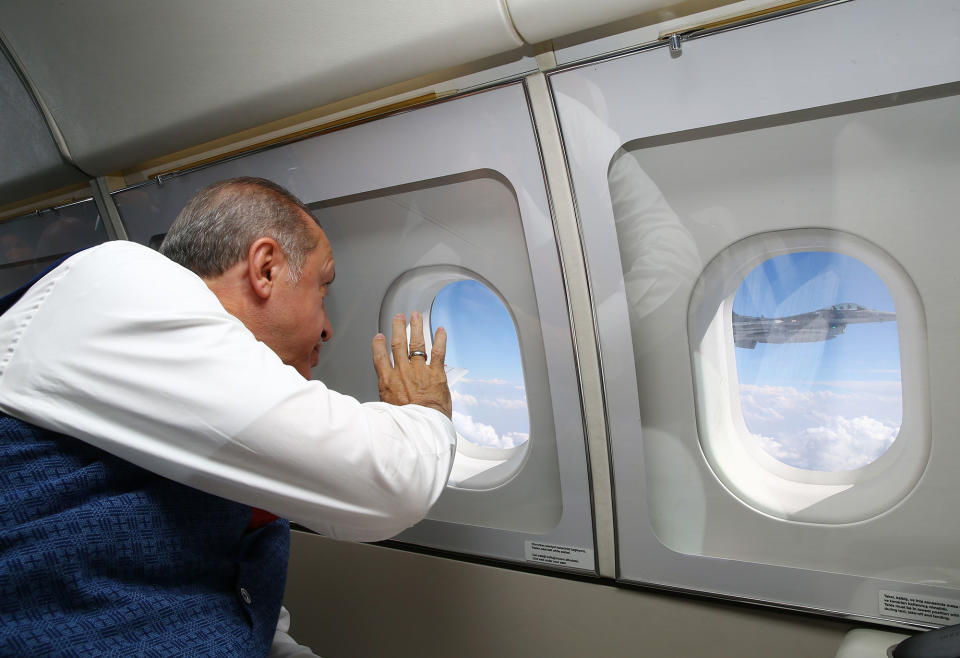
[0,0,524,175]
[0,45,86,204]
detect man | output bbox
[0,178,455,655]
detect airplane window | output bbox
[298,168,546,500]
[686,227,926,524]
[430,279,530,460]
[733,251,901,472]
[0,200,108,297]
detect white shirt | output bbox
[0,240,455,542]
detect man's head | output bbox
[160,177,318,281]
[161,177,334,378]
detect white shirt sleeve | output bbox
[0,242,455,542]
[269,607,320,658]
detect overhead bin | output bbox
[1,0,739,205]
[112,82,597,573]
[551,0,960,625]
[0,0,524,176]
[504,0,735,45]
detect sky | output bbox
[428,254,904,469]
[430,280,529,450]
[733,252,902,471]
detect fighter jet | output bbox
[733,303,896,349]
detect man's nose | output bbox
[321,314,333,342]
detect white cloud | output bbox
[754,434,804,467]
[452,411,527,450]
[451,388,527,410]
[740,384,901,423]
[754,415,899,472]
[813,380,903,395]
[461,377,509,385]
[487,397,527,410]
[451,390,478,406]
[504,432,529,445]
[739,383,901,471]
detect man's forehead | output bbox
[310,224,335,282]
[298,211,329,248]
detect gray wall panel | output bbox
[284,531,852,658]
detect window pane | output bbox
[0,200,107,296]
[734,251,902,471]
[431,279,529,450]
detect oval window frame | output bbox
[688,228,929,523]
[380,265,532,490]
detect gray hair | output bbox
[159,177,319,281]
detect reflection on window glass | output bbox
[430,280,529,450]
[734,252,901,472]
[0,201,107,297]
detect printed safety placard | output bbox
[879,590,960,625]
[524,541,594,570]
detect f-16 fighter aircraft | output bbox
[733,303,896,349]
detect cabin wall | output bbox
[283,531,852,658]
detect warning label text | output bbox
[879,590,960,625]
[524,541,594,570]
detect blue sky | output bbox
[432,280,525,384]
[431,280,529,449]
[733,252,902,471]
[734,252,901,387]
[429,256,905,470]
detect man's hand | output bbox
[372,312,453,419]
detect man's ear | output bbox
[247,237,282,300]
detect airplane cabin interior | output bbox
[2,0,959,656]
